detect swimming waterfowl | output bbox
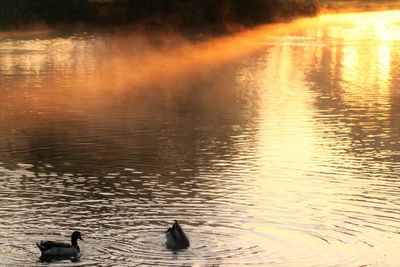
[36,231,83,259]
[166,220,190,249]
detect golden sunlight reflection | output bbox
[235,11,400,266]
[312,11,400,108]
[249,10,400,191]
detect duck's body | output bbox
[166,220,190,249]
[36,241,80,257]
[36,231,83,259]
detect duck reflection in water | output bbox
[166,220,190,249]
[36,231,83,262]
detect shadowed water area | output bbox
[1,11,400,266]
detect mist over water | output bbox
[1,10,400,266]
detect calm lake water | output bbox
[1,11,400,266]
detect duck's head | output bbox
[71,231,83,242]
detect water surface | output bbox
[1,11,400,266]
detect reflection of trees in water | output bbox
[306,41,400,163]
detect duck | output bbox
[166,220,190,249]
[36,231,83,260]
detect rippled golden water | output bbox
[1,11,400,266]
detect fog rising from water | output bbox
[1,21,305,114]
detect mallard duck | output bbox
[166,220,190,249]
[36,231,83,259]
